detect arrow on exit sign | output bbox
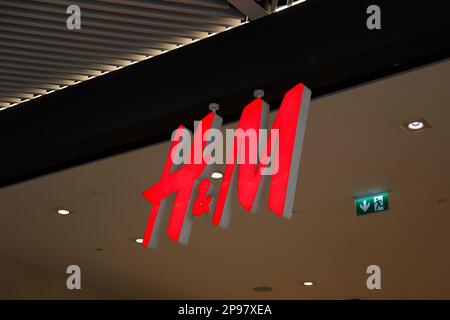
[354,192,389,216]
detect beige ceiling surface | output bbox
[0,60,449,299]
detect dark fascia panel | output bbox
[0,0,449,188]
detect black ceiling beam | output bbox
[0,0,449,188]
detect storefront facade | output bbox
[0,0,449,300]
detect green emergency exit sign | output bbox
[355,192,389,216]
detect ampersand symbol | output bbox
[192,179,212,216]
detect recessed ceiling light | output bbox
[211,171,223,179]
[408,121,424,130]
[400,118,431,133]
[57,209,71,215]
[135,238,144,244]
[303,281,315,286]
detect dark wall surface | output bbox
[0,0,449,188]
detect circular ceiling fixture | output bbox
[407,121,424,130]
[211,171,223,179]
[399,118,431,133]
[57,209,71,215]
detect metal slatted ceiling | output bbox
[0,0,245,110]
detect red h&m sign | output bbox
[142,83,311,248]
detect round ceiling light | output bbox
[211,171,223,179]
[303,281,315,287]
[407,121,424,130]
[135,238,144,244]
[57,209,71,215]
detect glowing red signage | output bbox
[142,83,311,248]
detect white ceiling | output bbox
[0,59,449,299]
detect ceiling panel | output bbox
[0,0,249,110]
